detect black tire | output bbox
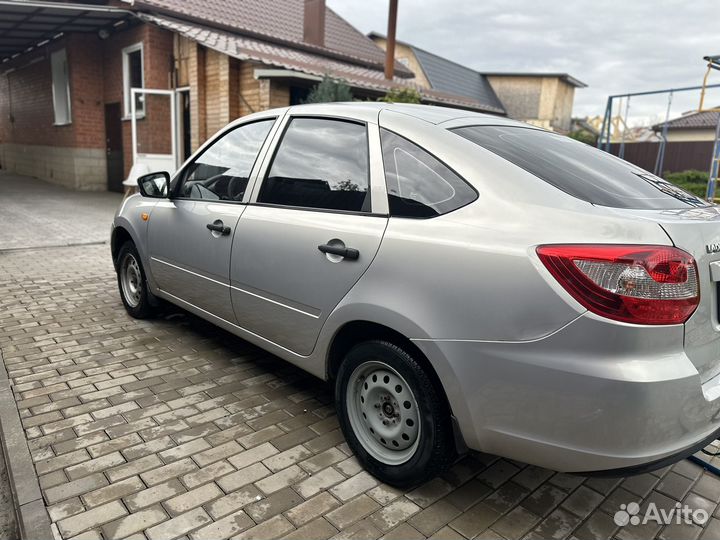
[335,340,455,488]
[116,241,156,319]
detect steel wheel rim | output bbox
[120,253,142,308]
[346,360,421,465]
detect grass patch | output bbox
[664,169,708,198]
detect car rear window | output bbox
[451,125,709,209]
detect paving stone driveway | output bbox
[3,173,720,540]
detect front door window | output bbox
[175,120,275,201]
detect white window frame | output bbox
[51,48,71,126]
[122,42,144,118]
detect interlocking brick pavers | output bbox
[3,196,720,540]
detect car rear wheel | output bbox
[336,340,455,487]
[117,241,156,319]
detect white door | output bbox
[130,88,177,175]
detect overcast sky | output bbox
[328,0,720,126]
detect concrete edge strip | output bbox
[0,350,53,540]
[0,240,108,254]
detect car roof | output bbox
[261,102,531,127]
[234,102,537,132]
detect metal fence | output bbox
[607,141,714,175]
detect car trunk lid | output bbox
[608,205,720,383]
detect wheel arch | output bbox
[111,226,133,267]
[326,321,450,412]
[326,320,468,454]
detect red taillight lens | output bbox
[536,245,699,325]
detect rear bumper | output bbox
[413,312,720,473]
[578,426,720,477]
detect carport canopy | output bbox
[0,0,131,64]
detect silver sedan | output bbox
[112,102,720,487]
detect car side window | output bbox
[258,117,371,213]
[380,128,477,218]
[175,119,274,201]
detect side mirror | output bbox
[137,171,170,198]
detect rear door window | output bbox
[452,125,709,209]
[258,118,370,213]
[380,129,477,218]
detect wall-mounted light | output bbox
[98,29,110,40]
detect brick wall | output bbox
[0,34,107,188]
[0,23,291,190]
[205,49,225,137]
[270,82,290,110]
[238,62,260,117]
[0,34,103,150]
[101,23,174,176]
[0,22,174,188]
[486,75,576,133]
[182,40,289,153]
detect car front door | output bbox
[148,117,277,321]
[230,115,388,356]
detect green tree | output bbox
[337,179,360,191]
[379,87,422,104]
[568,129,597,146]
[304,75,353,104]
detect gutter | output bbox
[0,0,129,14]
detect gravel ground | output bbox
[0,443,18,540]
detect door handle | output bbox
[206,222,231,235]
[318,243,359,260]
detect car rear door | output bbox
[230,113,388,356]
[148,117,278,321]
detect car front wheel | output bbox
[116,241,156,319]
[336,340,455,487]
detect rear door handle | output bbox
[318,243,359,260]
[207,222,231,235]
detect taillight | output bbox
[536,245,699,325]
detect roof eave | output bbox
[131,0,414,78]
[484,72,587,88]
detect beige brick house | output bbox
[482,73,586,133]
[369,33,586,133]
[0,0,501,192]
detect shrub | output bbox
[664,170,709,198]
[379,87,422,104]
[568,129,597,146]
[304,75,353,104]
[664,170,709,184]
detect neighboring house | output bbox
[653,110,720,142]
[0,0,489,192]
[368,33,505,116]
[569,117,599,137]
[369,33,586,133]
[482,73,585,133]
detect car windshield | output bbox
[451,125,710,210]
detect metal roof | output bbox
[0,1,131,63]
[409,45,506,114]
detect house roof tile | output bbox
[653,109,720,131]
[143,13,506,114]
[131,0,411,75]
